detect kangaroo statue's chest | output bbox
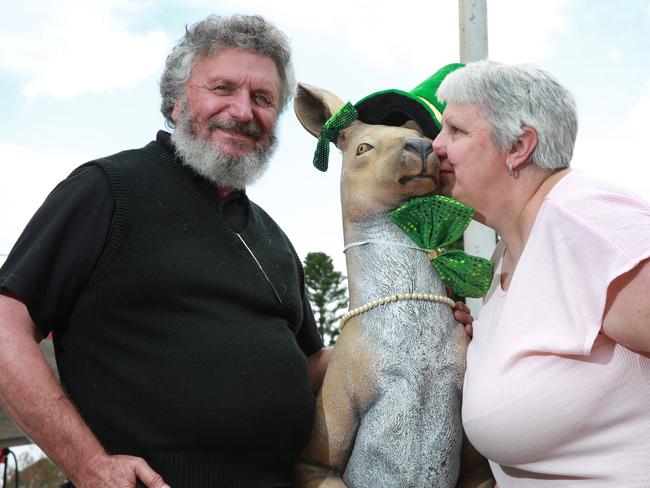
[342,220,467,487]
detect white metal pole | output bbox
[458,0,498,315]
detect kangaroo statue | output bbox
[293,75,493,488]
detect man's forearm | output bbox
[0,294,106,484]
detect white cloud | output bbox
[572,82,650,201]
[185,0,573,86]
[0,144,89,254]
[279,0,459,76]
[0,0,170,99]
[0,0,572,100]
[226,0,570,66]
[191,0,461,76]
[608,47,623,61]
[488,0,571,62]
[626,82,650,134]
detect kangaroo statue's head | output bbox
[294,83,442,241]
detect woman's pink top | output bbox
[462,170,650,486]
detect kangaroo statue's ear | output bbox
[294,83,346,138]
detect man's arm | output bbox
[0,293,169,488]
[307,346,333,394]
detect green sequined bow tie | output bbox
[313,102,358,172]
[389,195,494,298]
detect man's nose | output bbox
[227,92,254,122]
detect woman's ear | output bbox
[507,126,538,171]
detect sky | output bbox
[1,0,650,276]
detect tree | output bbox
[303,252,348,345]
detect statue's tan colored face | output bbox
[339,123,440,224]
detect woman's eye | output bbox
[356,143,374,155]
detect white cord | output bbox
[343,240,433,253]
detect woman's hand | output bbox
[453,301,474,337]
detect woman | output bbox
[432,60,650,486]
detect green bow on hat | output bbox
[313,102,358,172]
[388,195,494,298]
[312,63,464,172]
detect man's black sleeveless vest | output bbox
[57,140,315,486]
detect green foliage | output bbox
[303,252,348,345]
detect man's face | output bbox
[170,48,282,189]
[172,47,281,157]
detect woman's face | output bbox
[432,102,507,215]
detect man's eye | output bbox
[212,84,233,93]
[253,93,272,107]
[356,143,374,155]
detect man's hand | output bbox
[453,301,474,337]
[79,453,170,488]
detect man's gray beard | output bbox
[171,107,278,190]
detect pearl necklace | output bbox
[340,292,455,330]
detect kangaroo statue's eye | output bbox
[356,143,374,155]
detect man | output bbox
[0,15,331,487]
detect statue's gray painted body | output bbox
[343,217,465,487]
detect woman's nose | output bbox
[431,136,446,158]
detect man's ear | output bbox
[294,83,345,138]
[171,99,181,125]
[508,126,538,171]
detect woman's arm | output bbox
[602,257,650,353]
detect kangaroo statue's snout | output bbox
[400,138,438,187]
[404,137,434,162]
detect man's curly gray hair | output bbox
[160,14,296,128]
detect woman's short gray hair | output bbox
[436,60,578,170]
[160,14,296,128]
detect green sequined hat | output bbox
[312,63,464,171]
[354,62,464,139]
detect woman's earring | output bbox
[508,162,519,179]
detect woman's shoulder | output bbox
[543,169,650,252]
[548,170,650,213]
